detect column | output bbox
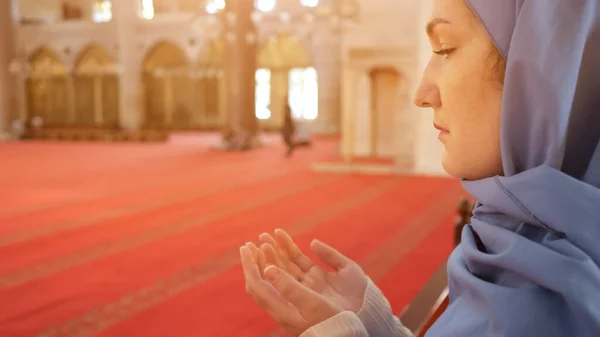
[340,66,358,159]
[222,0,258,140]
[0,0,16,136]
[313,30,342,134]
[114,0,142,130]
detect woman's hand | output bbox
[256,229,368,313]
[240,245,343,336]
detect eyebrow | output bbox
[426,18,451,36]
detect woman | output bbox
[240,0,600,336]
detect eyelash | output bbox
[433,48,455,57]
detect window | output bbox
[92,0,112,22]
[140,0,155,19]
[288,67,318,120]
[255,68,272,120]
[256,0,276,12]
[300,0,319,7]
[206,0,226,14]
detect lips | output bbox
[433,123,449,132]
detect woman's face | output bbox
[414,0,505,180]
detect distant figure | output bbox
[281,103,296,157]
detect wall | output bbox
[339,0,421,166]
[10,0,343,133]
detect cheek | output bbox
[439,57,497,131]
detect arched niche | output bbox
[193,39,226,129]
[26,47,69,128]
[73,44,120,128]
[368,66,402,157]
[142,41,193,129]
[257,33,317,128]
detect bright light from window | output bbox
[289,67,318,120]
[300,0,319,7]
[92,0,112,22]
[206,0,226,13]
[256,0,276,12]
[255,68,272,120]
[140,0,154,19]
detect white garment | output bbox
[301,278,414,337]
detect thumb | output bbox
[264,265,338,322]
[310,240,350,271]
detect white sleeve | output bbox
[300,278,414,337]
[357,278,414,337]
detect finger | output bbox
[264,265,338,322]
[240,247,291,312]
[311,240,351,271]
[240,245,262,283]
[259,232,287,257]
[261,242,286,270]
[262,243,305,283]
[246,242,268,277]
[274,229,316,272]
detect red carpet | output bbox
[0,134,463,337]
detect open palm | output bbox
[252,229,368,313]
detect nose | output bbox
[413,81,441,109]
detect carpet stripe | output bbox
[0,174,339,288]
[0,155,297,233]
[0,144,297,220]
[0,163,306,247]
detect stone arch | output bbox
[73,44,120,128]
[143,40,190,74]
[26,47,69,127]
[142,41,194,129]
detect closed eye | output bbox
[433,48,455,56]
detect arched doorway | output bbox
[26,47,69,128]
[73,44,119,128]
[195,39,225,130]
[258,33,317,128]
[142,41,192,129]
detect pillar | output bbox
[313,30,342,134]
[113,0,141,130]
[222,0,258,139]
[0,0,16,136]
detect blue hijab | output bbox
[427,1,600,336]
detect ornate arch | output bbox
[74,44,116,75]
[143,40,190,74]
[73,44,120,128]
[28,47,67,78]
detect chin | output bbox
[442,151,502,181]
[440,151,462,179]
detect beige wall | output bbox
[9,0,343,134]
